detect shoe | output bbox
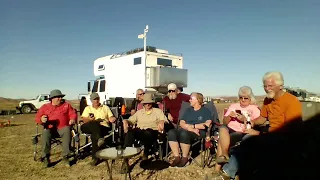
[98,138,105,147]
[177,157,189,167]
[62,156,70,167]
[170,156,181,167]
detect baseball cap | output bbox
[168,83,177,90]
[90,92,100,100]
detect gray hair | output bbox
[262,71,284,86]
[238,86,256,104]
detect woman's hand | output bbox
[192,128,200,136]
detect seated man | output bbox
[123,93,168,160]
[35,89,77,167]
[163,83,190,126]
[215,86,260,170]
[219,71,303,179]
[167,92,212,167]
[130,88,145,116]
[81,93,116,166]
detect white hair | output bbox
[263,71,284,86]
[238,86,256,104]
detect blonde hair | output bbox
[263,71,284,86]
[238,86,256,104]
[191,92,204,105]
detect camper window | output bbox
[99,80,106,92]
[92,81,99,92]
[157,58,172,66]
[134,57,142,65]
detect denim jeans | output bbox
[222,134,253,178]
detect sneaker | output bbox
[177,157,189,167]
[97,138,105,147]
[170,156,181,167]
[62,156,70,167]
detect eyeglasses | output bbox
[239,97,249,100]
[138,93,145,96]
[168,90,176,93]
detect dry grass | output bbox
[0,103,233,180]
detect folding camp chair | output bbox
[165,100,220,168]
[32,124,78,161]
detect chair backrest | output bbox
[203,100,219,125]
[178,101,191,121]
[111,107,119,118]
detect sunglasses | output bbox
[138,93,145,96]
[168,90,176,93]
[239,97,249,100]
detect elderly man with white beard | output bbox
[210,71,303,179]
[162,83,190,126]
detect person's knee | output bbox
[179,130,192,144]
[167,129,178,142]
[219,125,229,133]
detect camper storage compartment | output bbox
[146,66,188,88]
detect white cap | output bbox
[168,83,177,90]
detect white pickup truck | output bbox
[16,94,50,114]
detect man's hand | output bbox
[109,116,116,123]
[69,119,76,125]
[244,128,260,135]
[158,120,165,133]
[168,113,173,121]
[41,115,48,123]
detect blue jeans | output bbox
[222,134,253,178]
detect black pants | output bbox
[124,128,159,155]
[167,128,205,144]
[80,121,111,159]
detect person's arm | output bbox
[35,105,46,125]
[81,106,93,123]
[284,100,302,123]
[105,106,116,123]
[159,110,169,124]
[181,93,190,102]
[252,104,267,126]
[68,104,77,124]
[222,104,236,125]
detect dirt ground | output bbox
[0,103,231,180]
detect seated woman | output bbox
[123,93,168,160]
[167,92,212,167]
[214,86,260,171]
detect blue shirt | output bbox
[181,106,212,125]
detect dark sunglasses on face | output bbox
[138,93,145,96]
[168,90,175,93]
[239,97,249,100]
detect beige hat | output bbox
[90,92,100,100]
[141,93,155,104]
[168,83,177,90]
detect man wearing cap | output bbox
[163,83,190,125]
[123,93,168,160]
[80,92,116,166]
[35,89,77,167]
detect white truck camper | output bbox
[84,46,188,110]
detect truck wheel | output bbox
[21,105,32,114]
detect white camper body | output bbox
[85,47,188,106]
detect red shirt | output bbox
[35,101,77,129]
[163,93,190,124]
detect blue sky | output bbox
[1,0,319,99]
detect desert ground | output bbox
[0,98,242,180]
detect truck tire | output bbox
[21,105,32,114]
